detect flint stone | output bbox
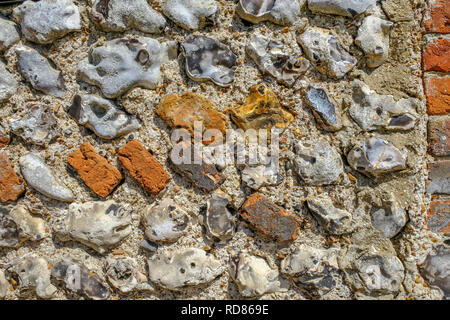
[349,80,418,131]
[347,137,407,178]
[304,86,342,131]
[293,139,344,185]
[231,253,285,297]
[104,257,138,294]
[182,35,237,87]
[370,199,408,238]
[426,161,450,195]
[0,124,9,149]
[90,0,166,33]
[9,105,58,146]
[51,258,110,300]
[246,33,310,87]
[0,270,7,298]
[0,213,19,247]
[142,199,189,243]
[13,0,81,44]
[307,196,353,234]
[237,0,302,26]
[20,153,74,202]
[297,27,356,79]
[15,46,66,97]
[0,61,18,103]
[0,16,20,52]
[68,94,141,140]
[308,0,377,17]
[140,238,158,253]
[419,245,450,298]
[9,205,48,242]
[78,37,177,98]
[241,163,283,190]
[205,191,235,241]
[54,200,132,254]
[162,0,218,31]
[147,248,224,290]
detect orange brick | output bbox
[240,193,302,242]
[425,78,450,115]
[67,143,123,198]
[424,0,450,33]
[118,140,171,195]
[423,39,450,72]
[0,152,24,203]
[0,127,9,149]
[427,201,450,234]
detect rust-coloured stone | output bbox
[425,78,450,115]
[428,116,450,156]
[156,92,227,144]
[240,193,302,242]
[0,128,9,149]
[428,201,450,234]
[67,142,123,198]
[170,142,225,193]
[230,83,294,132]
[423,39,450,72]
[0,152,24,203]
[424,0,450,33]
[118,140,171,195]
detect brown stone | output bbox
[0,126,9,149]
[170,141,225,193]
[428,201,450,235]
[118,140,171,195]
[240,193,302,242]
[423,39,450,72]
[67,143,122,198]
[426,160,450,194]
[156,92,227,144]
[428,116,450,156]
[425,78,450,115]
[230,83,294,132]
[424,0,450,33]
[0,152,24,203]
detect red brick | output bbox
[424,0,450,33]
[67,143,123,198]
[118,140,171,195]
[0,152,24,203]
[423,39,450,72]
[425,78,450,115]
[240,193,302,242]
[428,116,450,156]
[428,201,450,234]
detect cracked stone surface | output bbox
[0,16,20,52]
[162,0,218,31]
[237,0,302,25]
[0,61,18,103]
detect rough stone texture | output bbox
[13,0,81,44]
[0,125,9,149]
[307,195,353,234]
[68,94,141,140]
[15,46,66,97]
[424,0,450,33]
[0,16,20,52]
[424,77,450,115]
[304,86,342,131]
[0,213,19,248]
[204,191,235,241]
[418,245,449,298]
[240,193,302,242]
[428,116,450,156]
[0,61,18,103]
[370,198,408,239]
[67,142,123,198]
[0,152,24,203]
[427,160,450,195]
[0,270,8,298]
[9,205,49,243]
[427,201,450,235]
[162,0,218,31]
[423,39,450,72]
[118,140,171,195]
[78,37,177,98]
[90,0,166,33]
[308,0,376,17]
[237,0,301,25]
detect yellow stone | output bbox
[229,83,294,132]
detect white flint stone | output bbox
[104,257,139,294]
[78,37,177,98]
[370,197,408,239]
[349,80,418,131]
[19,153,74,202]
[419,245,450,299]
[68,94,141,140]
[13,0,81,44]
[54,200,132,254]
[148,248,224,290]
[297,27,356,79]
[204,191,235,241]
[0,270,8,298]
[0,213,19,248]
[0,16,20,52]
[237,0,302,26]
[9,205,48,242]
[162,0,218,31]
[308,0,377,17]
[90,0,166,33]
[15,46,66,97]
[230,253,285,297]
[293,139,344,185]
[356,16,393,68]
[0,61,18,103]
[307,195,353,234]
